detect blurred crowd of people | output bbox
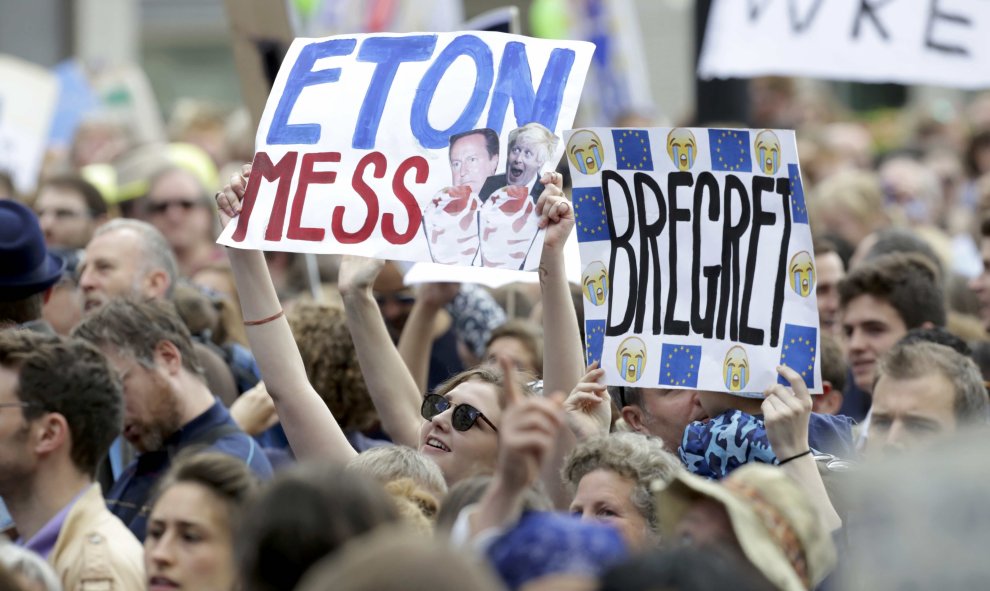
[0,68,989,591]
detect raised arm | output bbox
[536,172,584,396]
[397,283,458,395]
[338,256,424,448]
[763,366,842,532]
[217,167,356,464]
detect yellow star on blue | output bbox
[573,187,610,243]
[788,164,808,224]
[585,320,606,367]
[708,129,752,172]
[778,324,817,388]
[611,129,654,171]
[658,343,702,388]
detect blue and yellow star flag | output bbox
[708,129,752,173]
[788,164,808,224]
[585,320,606,367]
[658,343,701,388]
[778,324,817,389]
[573,187,610,243]
[611,129,654,171]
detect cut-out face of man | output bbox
[506,135,546,188]
[449,132,498,195]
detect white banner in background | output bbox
[699,0,990,89]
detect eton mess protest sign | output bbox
[565,127,821,396]
[218,32,593,270]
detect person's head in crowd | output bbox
[616,385,708,454]
[172,281,221,341]
[295,527,504,591]
[810,170,887,249]
[40,248,84,336]
[372,262,415,337]
[168,99,230,168]
[236,462,399,591]
[433,475,553,536]
[878,155,941,226]
[0,172,14,200]
[813,333,846,415]
[562,433,679,550]
[898,326,972,356]
[0,200,65,329]
[191,264,248,348]
[483,319,543,377]
[79,218,177,313]
[346,444,448,502]
[505,123,559,188]
[866,341,988,455]
[448,128,499,195]
[813,238,845,338]
[381,477,439,534]
[33,174,108,249]
[969,217,990,332]
[748,76,798,129]
[965,129,990,179]
[145,452,257,591]
[0,541,61,591]
[142,166,217,277]
[839,252,945,394]
[599,546,776,591]
[71,298,207,454]
[858,226,945,278]
[421,366,534,484]
[287,301,378,434]
[488,511,627,591]
[70,117,132,168]
[657,464,837,591]
[841,429,990,590]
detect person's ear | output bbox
[33,412,69,458]
[143,269,170,299]
[153,339,183,376]
[621,405,649,435]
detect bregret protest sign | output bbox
[218,32,594,271]
[565,127,821,396]
[699,0,990,89]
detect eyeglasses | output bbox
[147,199,202,215]
[374,293,416,307]
[421,393,498,433]
[0,402,35,411]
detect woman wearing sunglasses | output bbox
[215,167,577,487]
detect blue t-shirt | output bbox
[106,399,273,540]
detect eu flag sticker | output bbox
[658,344,701,388]
[573,187,610,243]
[788,164,808,224]
[585,320,606,367]
[778,324,817,389]
[708,129,752,172]
[612,129,654,171]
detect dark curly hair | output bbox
[287,301,377,432]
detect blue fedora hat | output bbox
[0,200,65,301]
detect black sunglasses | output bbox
[421,393,498,433]
[147,199,203,215]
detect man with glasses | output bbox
[0,330,143,588]
[73,297,272,540]
[142,165,224,278]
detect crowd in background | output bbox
[0,65,990,591]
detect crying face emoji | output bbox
[616,337,647,383]
[582,261,609,306]
[789,251,815,297]
[754,130,781,175]
[567,130,605,175]
[666,128,697,171]
[723,346,749,392]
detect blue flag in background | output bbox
[612,129,653,171]
[779,324,817,389]
[708,129,752,173]
[585,319,606,367]
[658,344,702,388]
